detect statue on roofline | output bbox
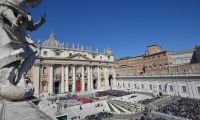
[191,45,200,64]
[0,0,46,100]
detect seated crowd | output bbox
[157,98,200,120]
[138,96,160,104]
[73,96,92,103]
[46,94,92,108]
[129,95,137,98]
[95,90,131,97]
[85,112,113,120]
[140,114,165,120]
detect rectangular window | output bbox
[134,84,137,89]
[182,86,187,93]
[43,51,47,56]
[69,53,72,57]
[170,85,173,92]
[159,85,162,91]
[197,87,200,94]
[55,52,60,56]
[149,84,152,90]
[141,84,144,89]
[128,83,130,88]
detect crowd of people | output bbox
[85,112,113,120]
[62,99,82,108]
[46,94,92,108]
[138,96,160,104]
[157,98,200,120]
[95,90,131,97]
[73,96,92,103]
[140,114,165,120]
[129,95,137,98]
[95,103,103,108]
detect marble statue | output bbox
[96,48,99,53]
[65,42,68,48]
[191,45,200,64]
[61,42,64,49]
[81,45,84,50]
[72,43,75,49]
[0,0,46,100]
[77,43,80,50]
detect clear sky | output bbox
[29,0,200,58]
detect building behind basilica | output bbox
[116,45,200,76]
[27,32,116,96]
[115,45,200,99]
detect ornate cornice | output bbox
[42,32,64,49]
[117,75,200,80]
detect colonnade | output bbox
[46,64,115,94]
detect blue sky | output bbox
[30,0,200,58]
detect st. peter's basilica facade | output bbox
[28,32,116,96]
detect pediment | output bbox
[67,53,91,61]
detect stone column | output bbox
[61,65,65,93]
[40,66,43,93]
[90,66,93,90]
[87,66,91,91]
[81,66,85,92]
[72,65,76,92]
[104,67,109,88]
[112,67,116,88]
[175,81,179,96]
[187,81,194,98]
[48,64,54,95]
[97,67,101,90]
[33,64,40,96]
[65,65,69,92]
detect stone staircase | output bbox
[107,100,140,114]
